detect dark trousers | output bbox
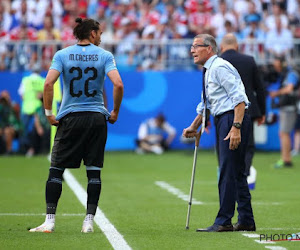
[245,119,255,176]
[214,112,255,226]
[215,117,254,177]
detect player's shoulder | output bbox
[92,45,114,58]
[54,45,76,56]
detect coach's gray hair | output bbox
[194,34,218,53]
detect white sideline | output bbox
[155,181,282,206]
[155,181,204,205]
[0,213,85,216]
[242,233,260,238]
[63,169,131,250]
[265,247,287,250]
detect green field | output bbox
[0,151,300,250]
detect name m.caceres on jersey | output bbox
[50,44,117,120]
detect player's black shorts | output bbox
[51,112,107,169]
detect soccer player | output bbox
[29,17,124,233]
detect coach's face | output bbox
[191,38,210,66]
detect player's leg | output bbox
[82,113,107,233]
[81,167,102,233]
[29,114,82,233]
[29,167,65,232]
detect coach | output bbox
[220,33,266,177]
[183,34,255,232]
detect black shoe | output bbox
[196,224,233,232]
[233,223,256,231]
[284,162,293,168]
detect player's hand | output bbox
[224,127,241,150]
[269,91,277,98]
[46,115,59,126]
[256,115,265,126]
[37,126,44,136]
[108,110,118,124]
[182,126,197,138]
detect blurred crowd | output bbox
[1,0,300,71]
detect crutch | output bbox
[185,113,206,229]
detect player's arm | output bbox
[44,69,60,126]
[107,69,124,124]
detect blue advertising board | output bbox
[0,71,279,151]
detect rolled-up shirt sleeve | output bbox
[196,101,204,114]
[217,65,250,108]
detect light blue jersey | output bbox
[50,44,117,120]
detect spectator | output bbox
[136,113,176,154]
[31,0,48,30]
[18,65,45,152]
[242,14,265,41]
[187,0,212,37]
[0,6,9,70]
[26,96,50,157]
[0,90,21,155]
[61,14,76,47]
[161,2,188,38]
[211,0,237,38]
[0,1,12,32]
[265,17,293,59]
[115,17,138,70]
[241,15,265,60]
[38,15,61,70]
[8,23,38,71]
[112,0,137,31]
[137,25,162,71]
[264,3,289,31]
[243,1,262,30]
[233,0,250,27]
[10,0,35,30]
[216,20,242,43]
[138,0,161,34]
[269,56,299,168]
[47,0,64,30]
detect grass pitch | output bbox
[0,150,300,250]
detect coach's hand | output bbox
[108,110,118,124]
[182,126,197,138]
[224,127,241,150]
[46,115,59,126]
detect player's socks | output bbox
[46,168,64,212]
[86,169,101,214]
[29,168,64,233]
[45,213,56,224]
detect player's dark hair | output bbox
[73,17,100,40]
